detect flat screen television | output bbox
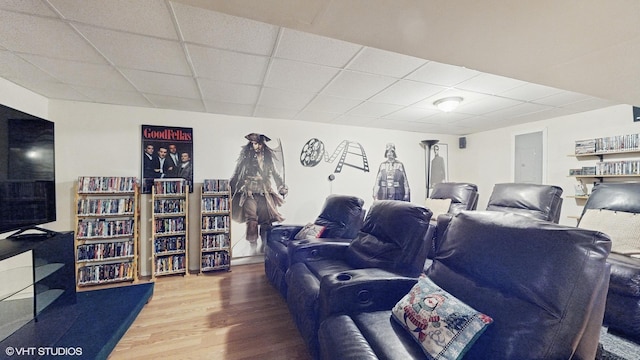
[0,104,56,236]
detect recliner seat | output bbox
[285,200,433,358]
[264,194,365,298]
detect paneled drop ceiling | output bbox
[0,0,626,135]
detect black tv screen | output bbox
[0,104,56,234]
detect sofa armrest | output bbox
[268,224,304,244]
[318,268,419,319]
[287,240,350,265]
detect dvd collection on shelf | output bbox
[151,178,189,278]
[575,133,640,154]
[77,262,135,286]
[78,176,137,193]
[200,179,232,272]
[74,176,236,284]
[74,176,139,290]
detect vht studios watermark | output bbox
[5,346,83,357]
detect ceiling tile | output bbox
[275,28,362,67]
[422,112,471,125]
[49,0,179,39]
[561,97,617,111]
[171,2,278,55]
[0,51,58,83]
[258,87,316,110]
[72,86,153,107]
[265,58,339,93]
[499,83,564,101]
[203,100,255,117]
[347,101,403,117]
[456,96,523,116]
[384,107,438,122]
[456,73,528,95]
[145,93,205,112]
[322,70,396,100]
[198,78,260,104]
[294,110,340,123]
[11,79,90,101]
[21,54,136,91]
[485,102,554,119]
[369,80,443,106]
[0,1,58,16]
[253,105,298,119]
[333,114,376,127]
[75,24,191,75]
[406,61,479,87]
[414,89,490,110]
[347,47,427,78]
[0,10,105,63]
[303,95,362,113]
[121,68,200,98]
[187,44,268,85]
[533,91,594,107]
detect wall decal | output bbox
[429,143,448,189]
[141,125,193,194]
[299,138,369,173]
[373,143,410,201]
[230,133,288,257]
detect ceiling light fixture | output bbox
[433,97,463,112]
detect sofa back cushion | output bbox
[345,200,432,277]
[486,183,563,222]
[426,211,611,359]
[314,194,365,239]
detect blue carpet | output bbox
[598,327,640,360]
[0,283,153,360]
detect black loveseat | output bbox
[317,211,611,360]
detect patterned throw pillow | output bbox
[391,276,493,360]
[293,223,326,240]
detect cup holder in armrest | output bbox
[336,273,352,281]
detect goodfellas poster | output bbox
[141,125,194,194]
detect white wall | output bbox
[456,104,637,226]
[48,99,457,274]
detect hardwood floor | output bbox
[108,263,310,360]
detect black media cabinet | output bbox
[0,231,76,341]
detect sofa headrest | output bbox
[582,182,640,215]
[486,183,563,222]
[430,182,478,204]
[314,194,366,239]
[346,200,433,276]
[435,211,610,296]
[427,211,611,358]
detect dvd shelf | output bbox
[200,179,231,273]
[152,178,188,278]
[569,133,640,220]
[74,176,139,290]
